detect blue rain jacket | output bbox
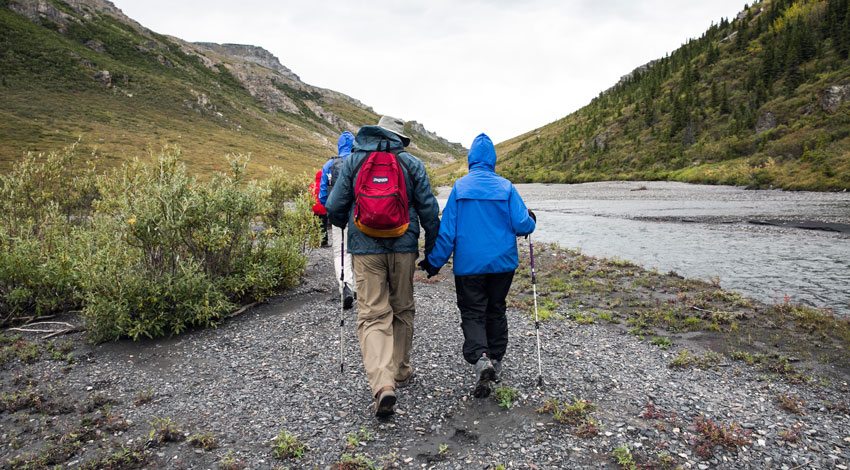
[427,133,535,276]
[318,131,354,205]
[325,126,440,255]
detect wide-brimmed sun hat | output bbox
[377,115,411,147]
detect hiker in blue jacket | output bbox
[421,132,536,398]
[325,116,440,417]
[320,131,356,308]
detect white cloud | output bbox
[114,0,746,146]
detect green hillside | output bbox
[0,0,464,177]
[497,0,850,191]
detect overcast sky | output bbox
[113,0,746,146]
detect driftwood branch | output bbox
[227,301,261,318]
[42,327,84,339]
[7,321,82,339]
[691,306,715,314]
[2,314,55,329]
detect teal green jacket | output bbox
[325,126,440,256]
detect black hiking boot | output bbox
[343,284,354,309]
[492,359,503,383]
[473,355,495,398]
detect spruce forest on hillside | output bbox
[496,0,850,191]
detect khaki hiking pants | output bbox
[353,252,417,397]
[332,226,355,294]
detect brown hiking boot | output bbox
[374,386,396,418]
[394,371,415,389]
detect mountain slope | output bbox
[497,0,850,191]
[0,0,465,176]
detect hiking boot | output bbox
[492,359,503,383]
[343,284,354,309]
[473,380,492,398]
[395,372,415,389]
[472,355,495,398]
[474,355,496,382]
[374,386,396,418]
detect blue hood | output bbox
[337,131,354,156]
[427,131,535,275]
[467,133,496,172]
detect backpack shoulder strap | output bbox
[352,139,409,177]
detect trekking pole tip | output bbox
[537,376,544,387]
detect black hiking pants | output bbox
[455,271,515,365]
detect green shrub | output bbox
[0,143,319,341]
[81,148,319,342]
[262,166,312,229]
[271,430,307,460]
[0,143,97,324]
[494,386,517,409]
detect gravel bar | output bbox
[2,246,849,469]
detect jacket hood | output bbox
[337,131,354,156]
[467,133,497,171]
[352,126,407,152]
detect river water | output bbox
[437,181,850,315]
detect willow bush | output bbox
[0,144,320,341]
[0,143,97,321]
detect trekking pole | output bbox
[339,233,345,374]
[529,236,544,387]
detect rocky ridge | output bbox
[194,42,301,82]
[2,0,466,169]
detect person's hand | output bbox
[418,258,440,278]
[521,210,537,239]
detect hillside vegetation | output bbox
[0,0,464,178]
[497,0,850,191]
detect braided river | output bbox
[443,181,850,315]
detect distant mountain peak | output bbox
[194,43,300,82]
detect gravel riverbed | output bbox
[1,246,849,469]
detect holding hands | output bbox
[418,258,440,278]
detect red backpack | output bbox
[352,141,410,238]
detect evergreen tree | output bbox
[682,61,694,88]
[795,17,817,62]
[745,67,758,91]
[737,16,750,51]
[843,6,850,59]
[670,90,688,137]
[643,96,655,127]
[720,84,731,114]
[710,81,720,108]
[784,30,804,94]
[760,39,777,86]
